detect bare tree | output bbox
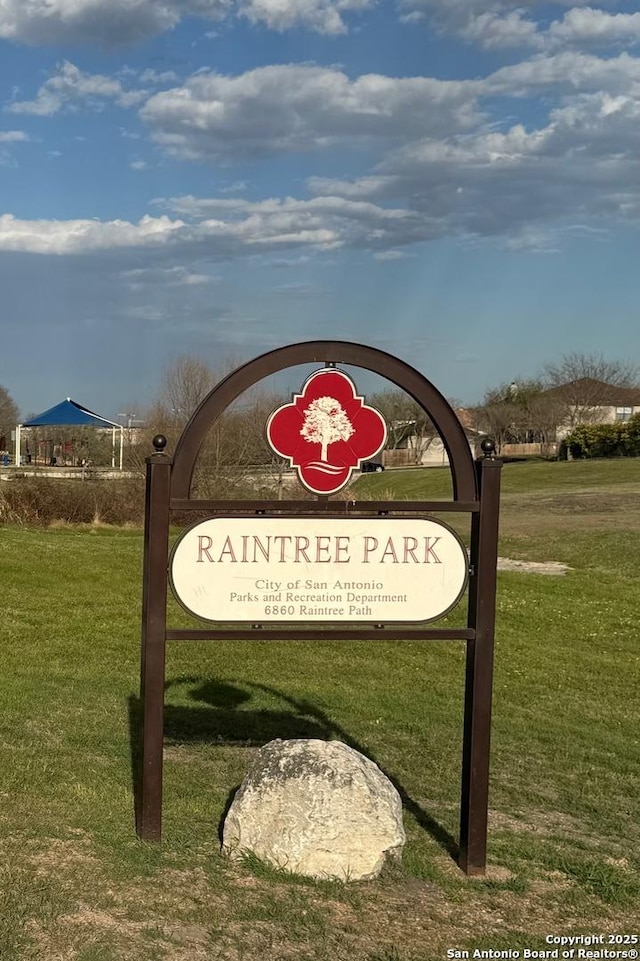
[0,384,19,451]
[301,396,354,461]
[543,353,639,430]
[132,358,291,499]
[160,355,217,426]
[523,390,565,452]
[473,379,560,453]
[544,352,637,389]
[369,389,437,464]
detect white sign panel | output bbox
[170,517,468,624]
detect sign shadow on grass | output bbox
[128,677,458,860]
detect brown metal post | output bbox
[138,435,172,840]
[459,439,502,875]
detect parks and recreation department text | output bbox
[231,579,407,617]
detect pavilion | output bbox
[14,398,124,470]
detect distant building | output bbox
[542,378,640,439]
[382,410,479,468]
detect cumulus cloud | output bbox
[0,130,28,142]
[237,0,372,34]
[547,8,640,49]
[0,213,185,254]
[140,64,479,161]
[484,49,640,97]
[399,0,610,27]
[8,61,146,116]
[0,0,632,51]
[398,0,628,51]
[0,0,236,45]
[0,129,28,166]
[0,0,366,44]
[163,194,431,249]
[7,43,640,254]
[289,37,640,247]
[451,7,640,54]
[2,6,639,258]
[0,195,434,259]
[458,10,542,49]
[308,75,640,246]
[122,265,213,286]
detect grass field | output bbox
[1,458,639,960]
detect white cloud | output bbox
[398,0,609,26]
[484,50,640,97]
[8,61,145,116]
[272,281,324,297]
[397,0,625,50]
[2,9,639,259]
[0,213,185,254]
[0,0,366,44]
[0,195,433,259]
[0,0,185,45]
[299,43,640,247]
[0,129,28,166]
[547,8,640,49]
[459,10,542,49]
[220,180,249,194]
[136,68,180,85]
[0,130,28,142]
[122,266,214,286]
[374,249,413,260]
[237,0,372,35]
[161,194,428,250]
[140,64,478,161]
[418,5,640,53]
[308,78,640,244]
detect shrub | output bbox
[565,414,640,459]
[0,476,145,526]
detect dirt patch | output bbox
[489,808,593,842]
[26,833,100,879]
[497,557,569,575]
[11,828,637,961]
[502,490,640,515]
[31,906,213,961]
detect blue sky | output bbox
[1,0,640,421]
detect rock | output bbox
[221,738,405,881]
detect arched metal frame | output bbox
[170,341,477,501]
[139,341,502,876]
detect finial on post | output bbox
[152,434,167,453]
[480,437,496,459]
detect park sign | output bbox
[169,516,469,624]
[266,368,387,495]
[139,341,502,879]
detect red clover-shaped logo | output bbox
[266,368,388,495]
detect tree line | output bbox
[2,351,638,476]
[468,353,639,455]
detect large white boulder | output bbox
[221,738,405,881]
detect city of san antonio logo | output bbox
[266,368,388,495]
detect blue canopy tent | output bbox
[15,398,124,469]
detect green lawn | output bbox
[1,458,639,960]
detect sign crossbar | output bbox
[170,498,481,513]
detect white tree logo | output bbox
[300,395,354,461]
